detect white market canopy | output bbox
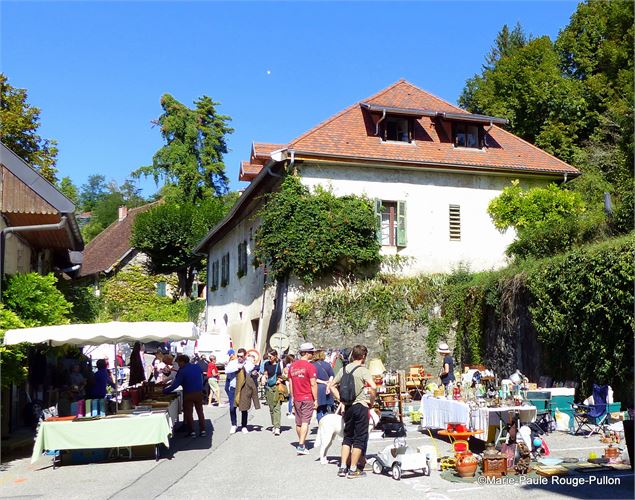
[2,321,199,347]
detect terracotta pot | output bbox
[456,461,478,477]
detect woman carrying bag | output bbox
[261,349,284,436]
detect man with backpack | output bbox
[329,344,377,479]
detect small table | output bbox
[437,429,484,441]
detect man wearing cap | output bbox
[288,342,318,455]
[437,342,455,388]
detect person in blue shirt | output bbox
[91,359,115,398]
[163,354,209,437]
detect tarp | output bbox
[2,321,199,346]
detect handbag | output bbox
[266,362,280,387]
[277,381,289,401]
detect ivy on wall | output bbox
[254,175,381,283]
[292,235,634,406]
[99,265,189,322]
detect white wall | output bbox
[205,216,275,354]
[299,163,548,274]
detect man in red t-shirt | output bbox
[288,342,318,455]
[206,355,222,405]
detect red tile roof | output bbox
[77,202,157,277]
[241,80,579,179]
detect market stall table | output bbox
[471,405,537,441]
[32,411,174,465]
[419,396,470,429]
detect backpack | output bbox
[339,365,361,404]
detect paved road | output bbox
[1,403,633,499]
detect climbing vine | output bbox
[254,175,381,283]
[291,234,634,405]
[99,265,189,322]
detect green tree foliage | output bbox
[0,73,59,183]
[58,176,80,207]
[56,280,101,324]
[80,180,147,243]
[79,174,108,212]
[133,94,233,201]
[131,194,237,296]
[254,175,381,283]
[2,273,72,327]
[460,2,634,234]
[460,36,586,163]
[0,305,27,389]
[487,180,602,258]
[484,22,529,69]
[527,235,634,403]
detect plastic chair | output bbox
[572,384,610,438]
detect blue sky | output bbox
[1,1,579,198]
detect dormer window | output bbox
[384,116,412,143]
[453,123,482,148]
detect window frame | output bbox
[374,199,407,247]
[382,115,414,143]
[452,122,482,149]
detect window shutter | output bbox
[397,200,407,247]
[156,281,166,297]
[449,204,461,241]
[374,198,382,242]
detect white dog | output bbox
[314,407,381,464]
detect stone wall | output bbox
[284,312,451,376]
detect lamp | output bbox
[368,358,386,376]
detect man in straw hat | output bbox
[437,342,455,388]
[288,342,318,455]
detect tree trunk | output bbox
[176,265,197,297]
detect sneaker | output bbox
[274,428,280,436]
[241,427,249,434]
[199,430,207,437]
[229,425,237,434]
[296,445,309,455]
[188,431,196,438]
[337,467,348,477]
[347,469,367,479]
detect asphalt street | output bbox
[1,403,633,500]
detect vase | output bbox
[456,462,478,477]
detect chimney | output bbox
[118,206,128,221]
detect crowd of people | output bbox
[162,341,378,479]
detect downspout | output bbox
[0,215,68,302]
[278,150,295,337]
[375,109,387,137]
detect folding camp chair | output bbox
[572,384,610,438]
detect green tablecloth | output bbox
[31,413,172,464]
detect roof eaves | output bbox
[194,156,285,254]
[292,150,580,177]
[0,142,76,213]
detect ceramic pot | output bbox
[456,461,478,477]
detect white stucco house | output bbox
[194,80,580,354]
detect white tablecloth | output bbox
[471,405,537,440]
[419,396,470,429]
[541,387,575,397]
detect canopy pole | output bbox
[114,343,119,413]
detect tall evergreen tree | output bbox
[133,94,233,201]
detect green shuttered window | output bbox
[374,199,407,247]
